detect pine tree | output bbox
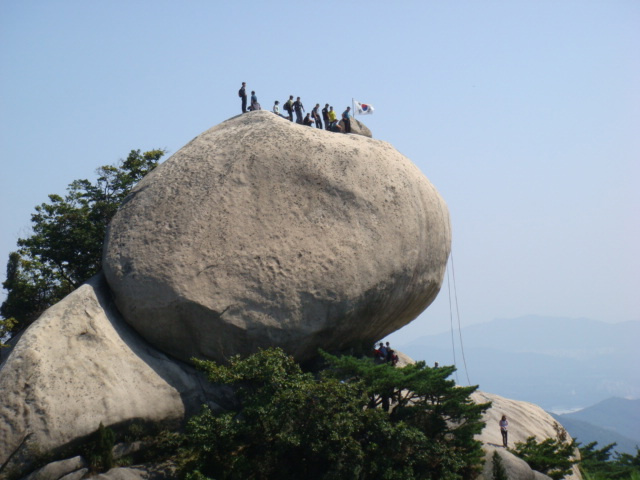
[492,451,508,480]
[1,149,164,341]
[183,348,490,480]
[86,422,116,473]
[511,436,578,480]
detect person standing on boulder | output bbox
[284,95,294,121]
[342,106,352,133]
[374,342,386,364]
[322,104,330,130]
[293,97,305,124]
[239,82,247,113]
[312,104,322,129]
[378,342,388,361]
[499,415,509,447]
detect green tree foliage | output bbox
[85,422,116,473]
[1,149,164,339]
[182,348,490,480]
[322,351,490,479]
[581,442,620,478]
[580,442,640,479]
[615,450,640,475]
[491,451,508,480]
[511,435,578,480]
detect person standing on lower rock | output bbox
[499,415,509,447]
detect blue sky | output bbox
[1,1,638,344]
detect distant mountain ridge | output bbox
[552,397,640,456]
[559,397,640,443]
[550,414,638,456]
[396,316,640,412]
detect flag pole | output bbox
[352,98,355,117]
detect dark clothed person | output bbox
[322,104,330,130]
[312,104,322,129]
[303,113,314,127]
[284,96,294,121]
[239,82,247,113]
[342,107,351,133]
[293,97,304,124]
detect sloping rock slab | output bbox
[0,274,226,478]
[474,391,581,480]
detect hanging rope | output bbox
[434,188,470,385]
[446,262,460,384]
[450,251,471,386]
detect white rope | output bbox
[435,189,470,385]
[446,262,460,384]
[450,251,471,386]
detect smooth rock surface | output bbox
[478,447,551,480]
[103,110,451,364]
[92,462,176,480]
[92,468,152,480]
[21,457,87,480]
[58,469,89,480]
[0,274,227,478]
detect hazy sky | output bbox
[1,1,638,344]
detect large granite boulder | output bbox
[0,274,227,478]
[103,110,451,364]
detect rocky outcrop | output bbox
[0,274,229,478]
[0,109,580,479]
[339,117,372,137]
[474,391,581,480]
[103,110,451,365]
[2,340,582,480]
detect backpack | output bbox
[238,89,243,98]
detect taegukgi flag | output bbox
[354,100,374,115]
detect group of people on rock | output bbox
[238,82,352,133]
[373,341,399,366]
